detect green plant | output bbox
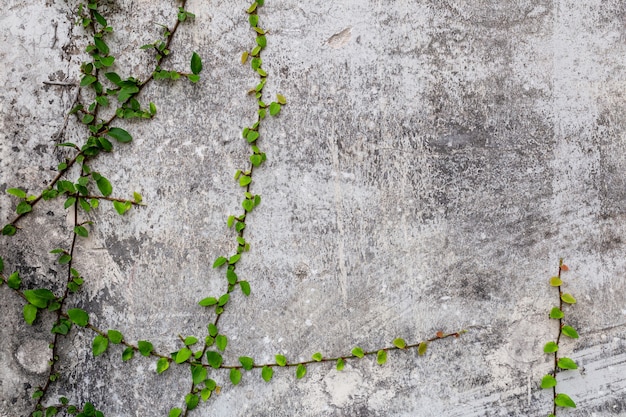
[0,1,469,416]
[540,259,579,415]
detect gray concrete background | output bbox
[1,0,626,416]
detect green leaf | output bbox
[63,197,76,210]
[23,289,55,308]
[541,374,557,389]
[256,35,267,48]
[192,365,207,385]
[94,36,109,54]
[239,175,252,187]
[561,293,577,304]
[246,2,257,13]
[199,297,218,306]
[168,408,182,417]
[275,354,287,366]
[555,393,576,408]
[230,368,242,385]
[16,201,32,215]
[216,335,228,352]
[261,365,273,382]
[269,102,281,116]
[218,293,230,306]
[543,341,559,353]
[122,347,135,361]
[7,188,26,198]
[557,357,578,370]
[113,201,132,215]
[205,379,217,391]
[138,340,154,356]
[93,11,107,26]
[185,394,199,410]
[191,52,203,75]
[92,335,109,356]
[296,364,307,379]
[108,330,123,344]
[58,254,72,265]
[80,75,97,87]
[226,269,238,285]
[242,199,254,212]
[7,271,21,289]
[249,14,259,26]
[0,257,3,272]
[312,352,322,362]
[239,356,254,370]
[206,351,223,369]
[550,276,563,286]
[176,347,192,364]
[156,358,170,374]
[99,56,115,67]
[96,175,112,196]
[240,281,251,296]
[550,307,564,319]
[277,94,287,104]
[418,341,428,356]
[213,257,227,268]
[246,130,259,143]
[336,358,345,371]
[393,338,406,349]
[351,347,364,358]
[187,74,200,83]
[208,323,219,337]
[67,308,89,327]
[105,72,122,86]
[250,154,263,167]
[74,225,89,237]
[2,224,17,236]
[23,304,38,325]
[562,325,579,339]
[377,349,387,365]
[200,387,211,401]
[184,336,198,346]
[107,127,132,143]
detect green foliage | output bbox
[92,335,109,356]
[275,354,287,366]
[541,374,557,389]
[542,260,580,415]
[206,351,223,369]
[0,3,476,416]
[156,358,170,374]
[352,347,364,358]
[67,308,90,327]
[376,350,387,365]
[296,364,307,379]
[23,304,38,325]
[108,330,123,344]
[230,368,242,385]
[138,340,154,356]
[261,366,273,382]
[555,393,576,408]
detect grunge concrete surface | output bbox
[1,0,626,416]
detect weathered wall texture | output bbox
[1,0,626,416]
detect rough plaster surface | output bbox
[1,0,626,416]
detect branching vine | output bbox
[2,1,588,417]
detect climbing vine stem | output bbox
[540,259,579,416]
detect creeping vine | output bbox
[12,2,607,417]
[540,259,580,415]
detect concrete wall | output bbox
[1,0,626,416]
